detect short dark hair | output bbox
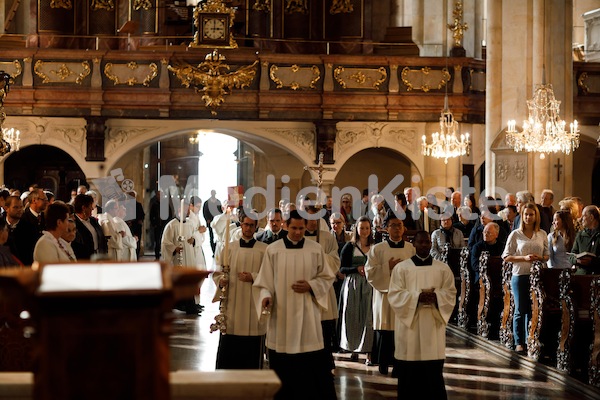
[73,194,94,213]
[383,209,401,227]
[45,202,70,231]
[0,189,10,201]
[286,209,307,225]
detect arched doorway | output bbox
[4,145,86,201]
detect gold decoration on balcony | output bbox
[269,64,320,90]
[330,0,354,14]
[50,0,72,9]
[334,66,387,90]
[133,0,152,11]
[168,50,258,115]
[577,72,589,95]
[34,61,91,85]
[104,61,159,86]
[91,0,115,12]
[285,0,308,14]
[253,0,271,12]
[0,61,22,82]
[448,0,468,48]
[401,66,450,92]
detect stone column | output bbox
[389,0,404,27]
[485,0,502,194]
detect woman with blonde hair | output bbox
[548,210,576,269]
[559,198,583,232]
[502,202,549,353]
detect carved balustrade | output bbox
[476,252,504,339]
[499,261,514,349]
[455,247,470,329]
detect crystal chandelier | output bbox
[0,71,15,157]
[421,96,470,164]
[506,83,579,159]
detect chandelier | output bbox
[0,71,17,157]
[506,83,579,159]
[421,96,470,164]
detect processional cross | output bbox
[304,152,336,207]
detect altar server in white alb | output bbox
[388,230,457,400]
[304,206,341,371]
[365,210,415,376]
[161,199,201,314]
[253,210,336,400]
[213,210,268,369]
[188,196,208,308]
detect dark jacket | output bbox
[72,215,108,260]
[255,229,287,245]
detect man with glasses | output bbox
[570,205,600,274]
[256,208,286,244]
[14,188,48,265]
[365,211,416,376]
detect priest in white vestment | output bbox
[114,204,137,261]
[212,211,268,369]
[388,230,456,400]
[304,206,340,371]
[365,211,415,376]
[253,210,336,400]
[99,199,124,261]
[161,200,201,314]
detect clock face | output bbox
[203,18,227,40]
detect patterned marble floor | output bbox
[168,277,600,400]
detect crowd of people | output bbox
[2,181,599,400]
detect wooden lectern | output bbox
[0,262,208,400]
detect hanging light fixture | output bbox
[421,94,471,164]
[505,1,579,160]
[0,71,16,157]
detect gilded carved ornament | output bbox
[134,0,153,10]
[401,66,450,92]
[334,66,387,90]
[269,64,320,90]
[253,0,271,12]
[285,0,308,14]
[578,72,589,95]
[0,61,22,83]
[330,0,353,14]
[448,0,468,47]
[90,0,115,11]
[104,61,159,86]
[50,0,72,9]
[168,50,257,115]
[34,60,91,84]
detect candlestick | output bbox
[179,198,185,237]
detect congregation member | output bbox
[547,210,576,269]
[453,206,475,238]
[414,196,440,234]
[255,208,286,244]
[388,230,456,400]
[340,194,355,231]
[505,193,517,207]
[99,199,125,261]
[570,205,600,274]
[162,199,202,315]
[253,210,336,400]
[213,210,268,369]
[4,195,26,263]
[18,188,48,265]
[305,206,340,370]
[560,197,584,232]
[430,215,465,260]
[394,192,415,230]
[513,190,551,234]
[33,202,76,263]
[339,216,374,365]
[445,190,463,223]
[502,202,549,353]
[365,211,415,376]
[0,218,21,267]
[539,189,555,224]
[330,212,350,255]
[72,194,107,260]
[468,210,508,249]
[203,189,222,256]
[470,222,504,282]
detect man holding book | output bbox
[570,205,600,274]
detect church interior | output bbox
[1,0,600,399]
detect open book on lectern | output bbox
[37,262,164,293]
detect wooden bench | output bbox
[476,252,504,340]
[499,261,514,349]
[527,263,563,361]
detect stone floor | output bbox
[168,276,600,400]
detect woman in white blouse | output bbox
[502,202,548,353]
[34,202,77,263]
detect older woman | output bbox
[338,216,374,364]
[502,202,548,353]
[33,202,77,263]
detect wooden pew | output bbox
[476,252,504,340]
[454,247,470,329]
[440,244,464,325]
[499,261,514,349]
[589,277,600,387]
[527,263,563,361]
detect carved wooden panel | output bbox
[499,261,514,349]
